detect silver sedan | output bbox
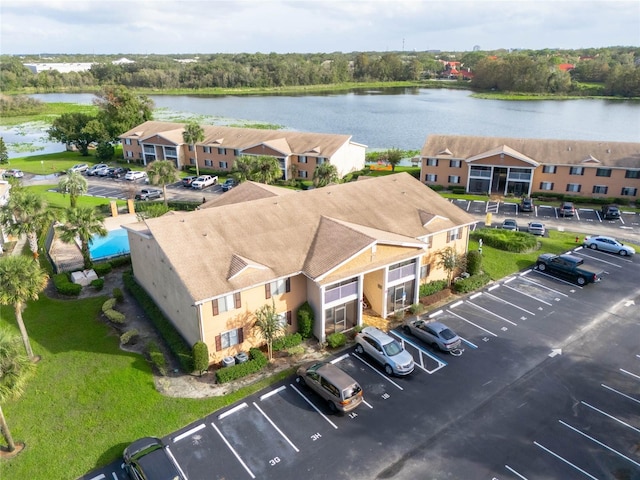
[402,319,462,352]
[583,235,635,256]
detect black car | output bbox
[221,178,237,192]
[110,167,131,179]
[123,437,186,480]
[520,197,534,212]
[601,204,621,220]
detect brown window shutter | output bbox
[215,335,222,351]
[234,292,241,309]
[285,278,291,292]
[238,327,244,343]
[286,311,292,325]
[212,299,219,316]
[265,283,271,299]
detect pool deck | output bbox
[49,213,141,272]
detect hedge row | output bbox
[470,228,538,253]
[327,332,346,348]
[419,279,447,297]
[215,348,268,384]
[146,341,167,376]
[52,272,81,296]
[123,271,193,372]
[452,273,492,294]
[273,333,302,352]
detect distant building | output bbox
[24,63,94,74]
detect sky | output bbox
[1,0,639,56]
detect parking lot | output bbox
[83,244,640,480]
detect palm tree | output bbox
[253,301,286,361]
[146,160,179,208]
[313,162,339,187]
[58,170,88,208]
[0,256,49,361]
[182,121,204,177]
[386,148,403,172]
[0,328,36,456]
[0,189,55,260]
[57,207,107,269]
[252,155,282,184]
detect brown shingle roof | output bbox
[421,135,640,168]
[135,173,476,303]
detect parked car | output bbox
[355,326,415,376]
[528,222,545,236]
[69,163,89,173]
[601,204,621,220]
[520,197,534,213]
[181,175,198,187]
[191,175,218,189]
[109,167,131,179]
[135,188,162,201]
[296,361,363,414]
[125,170,148,181]
[2,168,24,178]
[501,219,519,231]
[86,163,108,176]
[403,319,462,353]
[96,166,112,177]
[558,201,575,217]
[123,437,186,480]
[221,178,238,192]
[583,235,635,256]
[536,253,603,285]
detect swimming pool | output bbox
[89,228,130,261]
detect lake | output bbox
[3,88,639,158]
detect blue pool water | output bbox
[89,228,130,261]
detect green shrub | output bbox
[102,298,117,313]
[192,341,209,375]
[104,308,126,324]
[326,332,346,349]
[286,345,305,356]
[452,273,491,294]
[466,250,483,275]
[90,278,104,291]
[215,348,268,384]
[353,324,363,334]
[450,186,466,194]
[120,329,139,345]
[272,333,303,352]
[92,262,112,276]
[297,302,314,339]
[419,280,447,297]
[470,228,538,253]
[124,271,193,372]
[108,256,132,268]
[52,273,82,296]
[409,303,425,315]
[428,184,445,191]
[146,341,167,376]
[112,287,124,303]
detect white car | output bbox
[69,163,89,173]
[583,235,635,256]
[2,169,24,178]
[86,164,108,176]
[125,170,148,181]
[191,175,218,189]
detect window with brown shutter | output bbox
[286,311,292,325]
[234,292,241,309]
[215,335,222,351]
[285,278,291,292]
[265,283,271,299]
[212,299,219,316]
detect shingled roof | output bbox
[129,173,476,304]
[421,135,640,168]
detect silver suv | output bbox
[355,326,415,376]
[297,361,363,414]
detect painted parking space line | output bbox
[574,251,625,268]
[390,330,448,372]
[620,368,640,381]
[289,383,338,429]
[601,383,640,405]
[173,423,206,443]
[165,447,189,480]
[559,420,640,468]
[446,309,498,337]
[330,353,350,364]
[516,275,570,297]
[252,402,299,453]
[504,464,528,479]
[88,475,106,480]
[501,283,553,306]
[534,441,598,480]
[460,337,478,349]
[260,385,286,401]
[531,270,585,289]
[351,352,405,389]
[483,291,537,316]
[581,401,640,434]
[466,298,518,326]
[219,402,248,420]
[210,421,256,479]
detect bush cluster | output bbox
[409,303,425,315]
[419,280,447,297]
[92,262,112,276]
[107,255,132,268]
[104,308,125,324]
[296,302,314,339]
[52,272,82,296]
[452,273,492,293]
[215,348,268,384]
[326,332,346,349]
[286,345,305,356]
[146,341,167,376]
[102,298,116,312]
[112,287,124,303]
[272,333,302,352]
[120,329,139,345]
[466,250,483,275]
[123,271,193,372]
[470,228,538,253]
[90,278,104,291]
[192,341,209,374]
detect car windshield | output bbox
[343,383,362,399]
[382,340,403,356]
[440,328,457,340]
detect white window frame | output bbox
[427,158,438,166]
[219,161,228,169]
[592,185,608,194]
[220,328,240,349]
[569,167,584,176]
[621,187,638,196]
[542,165,556,174]
[450,160,461,168]
[566,183,581,193]
[448,175,460,184]
[125,138,132,145]
[219,294,236,313]
[205,160,213,167]
[540,182,554,191]
[299,156,307,164]
[426,174,437,182]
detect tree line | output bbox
[1,46,638,97]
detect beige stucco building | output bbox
[119,121,366,181]
[124,173,476,364]
[419,135,640,200]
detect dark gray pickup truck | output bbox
[536,253,604,285]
